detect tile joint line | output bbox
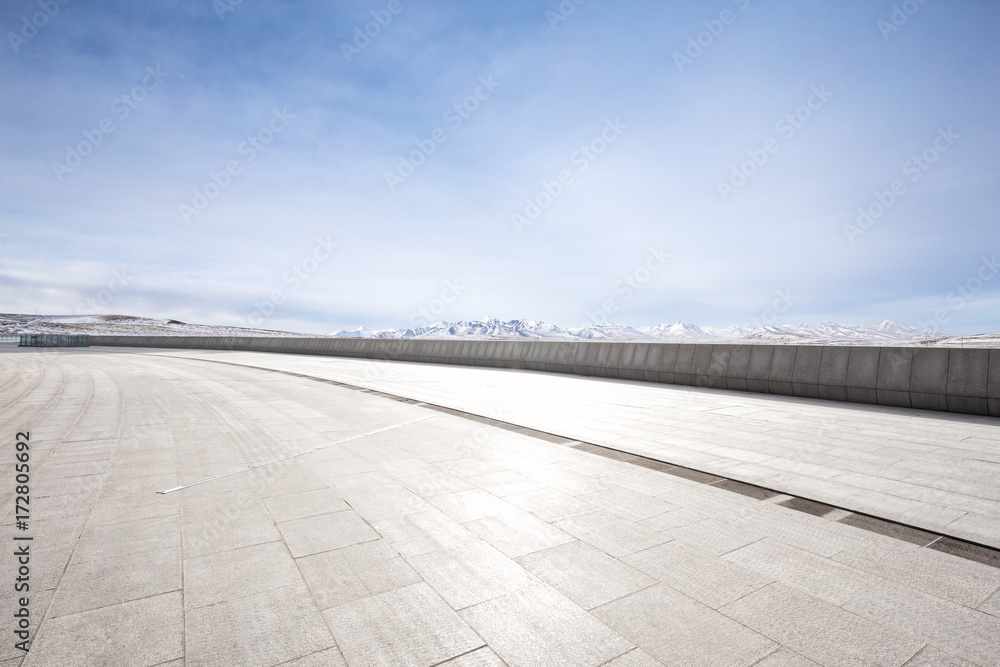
[157,415,434,494]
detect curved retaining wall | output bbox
[89,336,999,418]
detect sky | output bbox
[1,0,998,335]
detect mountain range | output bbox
[330,317,947,344]
[4,313,994,347]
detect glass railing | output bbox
[17,334,90,347]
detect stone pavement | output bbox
[1,344,998,666]
[153,348,1000,548]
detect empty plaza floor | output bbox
[1,345,999,666]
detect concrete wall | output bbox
[89,336,999,418]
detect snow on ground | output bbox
[0,314,316,337]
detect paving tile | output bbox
[578,485,675,522]
[843,578,1000,667]
[464,508,575,558]
[308,452,379,479]
[525,466,610,495]
[438,647,508,666]
[980,588,1000,617]
[623,540,772,609]
[599,469,680,497]
[902,645,978,666]
[22,515,88,551]
[72,514,180,564]
[593,584,775,667]
[183,540,303,609]
[722,582,924,667]
[732,505,863,557]
[371,508,478,557]
[436,457,509,479]
[752,648,821,666]
[427,488,519,523]
[48,546,182,618]
[31,491,96,520]
[22,592,183,667]
[274,647,348,666]
[655,483,763,522]
[837,488,968,532]
[186,583,334,667]
[503,487,595,522]
[466,469,545,497]
[406,540,538,610]
[637,507,708,532]
[554,510,670,558]
[517,540,656,610]
[325,582,484,667]
[394,470,476,497]
[833,538,1000,607]
[262,487,350,523]
[460,583,632,667]
[183,503,282,558]
[87,491,180,527]
[278,509,379,557]
[602,648,665,666]
[180,488,263,522]
[296,539,422,610]
[377,456,443,478]
[725,538,885,606]
[663,517,769,556]
[330,471,431,520]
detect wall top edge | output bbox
[85,336,996,351]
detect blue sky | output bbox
[1,0,998,334]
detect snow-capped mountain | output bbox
[332,317,578,341]
[566,323,649,340]
[638,321,715,339]
[328,317,953,345]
